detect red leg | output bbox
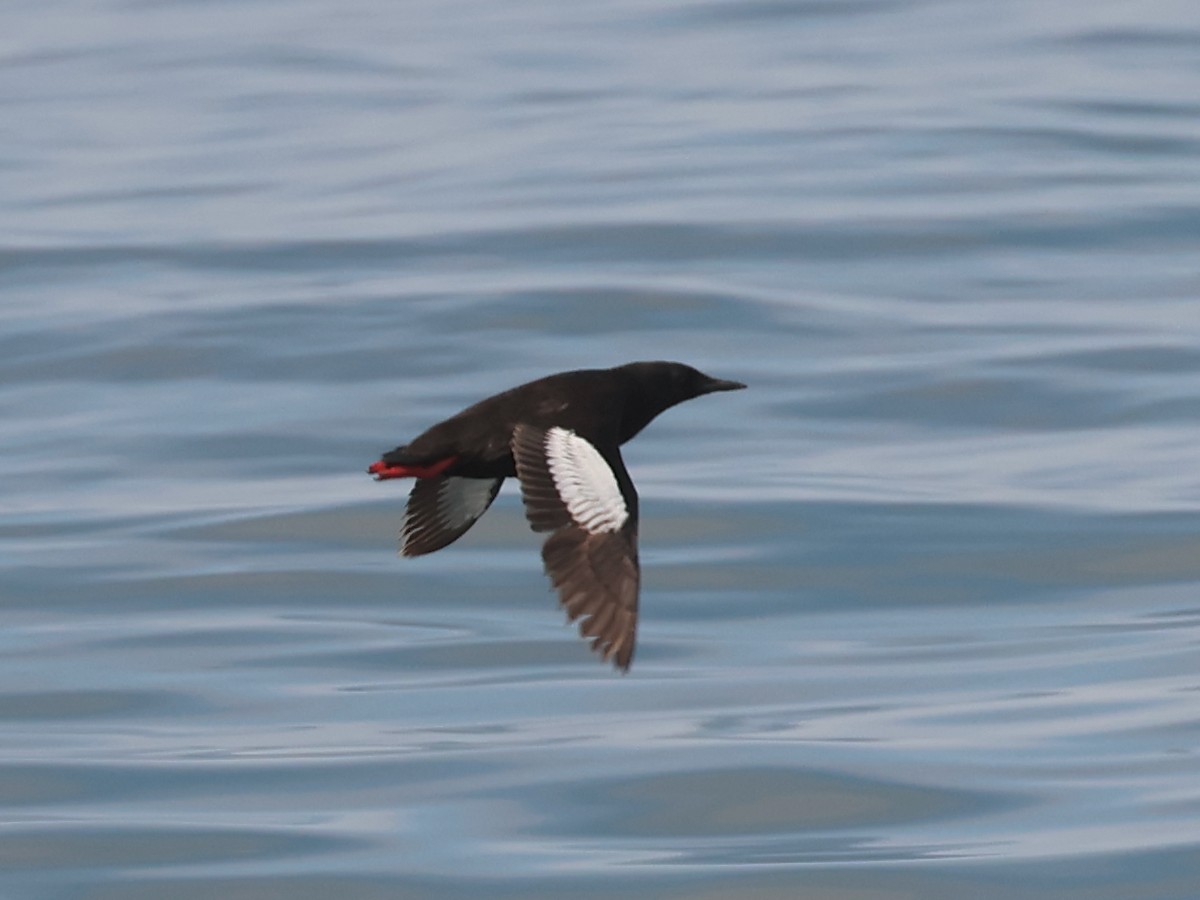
[368,455,458,481]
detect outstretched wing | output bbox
[401,476,504,557]
[511,424,640,671]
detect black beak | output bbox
[702,377,747,394]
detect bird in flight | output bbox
[368,361,746,671]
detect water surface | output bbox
[3,0,1200,897]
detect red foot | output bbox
[368,455,458,481]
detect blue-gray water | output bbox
[4,1,1200,897]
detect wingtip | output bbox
[604,637,636,673]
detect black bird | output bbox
[368,361,746,671]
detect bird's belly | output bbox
[450,454,516,480]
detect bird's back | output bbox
[402,368,629,477]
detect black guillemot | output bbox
[368,361,746,671]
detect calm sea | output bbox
[3,1,1200,897]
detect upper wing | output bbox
[400,476,504,557]
[511,424,640,671]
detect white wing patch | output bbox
[543,428,628,534]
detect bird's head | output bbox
[617,361,746,440]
